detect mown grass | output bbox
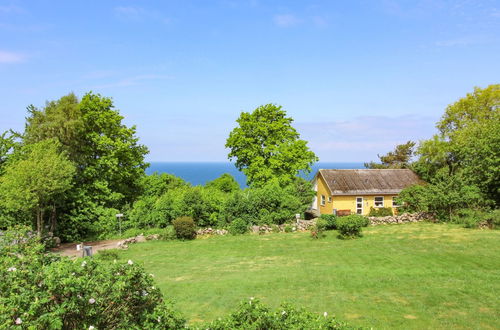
[116,223,500,329]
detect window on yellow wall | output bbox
[321,195,326,206]
[328,196,332,203]
[374,196,384,207]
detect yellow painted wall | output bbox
[316,175,333,214]
[322,193,399,216]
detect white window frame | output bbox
[328,196,332,203]
[321,195,326,206]
[374,196,384,208]
[356,197,363,214]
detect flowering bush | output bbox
[0,226,185,329]
[201,298,350,329]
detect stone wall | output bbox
[368,212,434,225]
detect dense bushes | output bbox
[0,226,185,329]
[319,214,337,229]
[202,298,349,329]
[228,218,248,235]
[336,215,367,239]
[368,207,393,217]
[456,209,500,229]
[126,176,314,233]
[172,216,196,240]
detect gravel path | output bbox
[51,239,123,257]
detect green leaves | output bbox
[226,104,318,187]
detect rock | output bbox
[135,235,147,243]
[53,237,61,247]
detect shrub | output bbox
[336,215,367,239]
[458,209,500,229]
[228,218,248,235]
[368,207,393,217]
[0,226,185,329]
[319,214,337,229]
[172,216,196,240]
[95,248,119,260]
[272,224,281,233]
[311,218,327,239]
[162,226,177,240]
[202,298,350,329]
[284,224,293,233]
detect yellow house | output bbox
[311,169,422,216]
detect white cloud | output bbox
[0,50,25,63]
[273,14,302,27]
[295,114,437,161]
[114,6,170,24]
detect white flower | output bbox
[281,311,286,315]
[142,290,148,296]
[149,273,155,277]
[89,298,96,304]
[81,261,87,267]
[151,286,155,290]
[15,317,22,325]
[88,326,95,330]
[71,272,75,276]
[324,312,328,317]
[157,316,161,323]
[7,267,16,272]
[127,260,133,265]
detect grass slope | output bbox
[117,223,500,329]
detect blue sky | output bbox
[0,1,499,162]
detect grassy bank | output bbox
[116,223,500,329]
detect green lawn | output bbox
[116,223,500,329]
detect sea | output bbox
[146,162,365,188]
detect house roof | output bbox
[317,169,422,195]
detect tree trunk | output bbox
[50,204,57,233]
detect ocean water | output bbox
[146,162,365,187]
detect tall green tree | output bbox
[226,104,318,187]
[365,141,416,169]
[0,139,75,235]
[412,84,499,203]
[22,92,149,239]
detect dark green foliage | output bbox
[95,249,120,260]
[205,173,240,193]
[284,224,293,233]
[319,214,338,229]
[172,216,196,240]
[140,173,189,198]
[336,215,366,239]
[223,182,311,226]
[368,207,393,217]
[0,226,185,329]
[226,104,318,187]
[398,169,484,221]
[16,92,149,240]
[311,218,328,239]
[228,218,248,235]
[202,298,349,329]
[456,209,500,229]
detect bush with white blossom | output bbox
[0,226,184,329]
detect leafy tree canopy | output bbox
[205,173,240,193]
[365,141,416,169]
[0,139,75,234]
[226,104,318,187]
